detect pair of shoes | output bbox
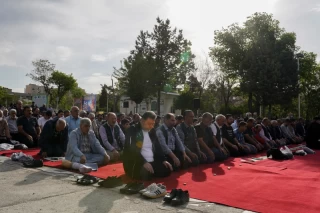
[23,159,43,168]
[163,189,189,206]
[98,176,123,188]
[120,182,145,194]
[76,175,99,185]
[140,183,166,199]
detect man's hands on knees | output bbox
[173,156,181,167]
[112,149,120,161]
[143,162,154,174]
[163,161,173,171]
[80,155,86,164]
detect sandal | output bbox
[76,175,99,185]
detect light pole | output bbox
[296,53,304,118]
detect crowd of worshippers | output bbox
[1,100,320,180]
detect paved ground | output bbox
[0,156,254,213]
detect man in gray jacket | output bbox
[62,118,110,173]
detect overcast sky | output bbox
[1,0,319,94]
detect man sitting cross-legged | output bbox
[39,118,68,158]
[123,111,172,180]
[99,112,125,162]
[156,113,192,170]
[209,114,229,161]
[243,118,265,151]
[62,118,110,170]
[176,110,206,166]
[234,122,258,155]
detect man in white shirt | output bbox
[38,111,52,130]
[210,114,229,161]
[123,111,173,180]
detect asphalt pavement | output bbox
[0,156,255,213]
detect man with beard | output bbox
[123,111,172,180]
[156,113,192,170]
[222,114,249,157]
[17,106,41,147]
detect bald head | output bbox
[202,112,213,126]
[56,119,67,132]
[70,106,79,118]
[107,112,117,126]
[16,100,22,109]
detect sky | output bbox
[1,0,320,94]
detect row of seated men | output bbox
[1,106,318,181]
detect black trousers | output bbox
[225,144,247,157]
[10,133,20,142]
[19,134,38,148]
[41,144,65,157]
[124,159,171,181]
[166,150,186,170]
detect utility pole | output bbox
[296,53,303,118]
[111,77,116,112]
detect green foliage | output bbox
[71,86,86,99]
[0,87,8,100]
[173,89,195,111]
[114,17,195,114]
[27,59,55,97]
[298,51,320,119]
[99,84,108,108]
[210,12,299,113]
[50,71,77,104]
[27,59,85,109]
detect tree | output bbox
[209,71,238,112]
[0,87,8,100]
[173,87,195,112]
[27,59,55,99]
[298,51,320,119]
[210,13,299,114]
[99,84,108,109]
[71,86,86,99]
[49,71,77,106]
[115,17,195,115]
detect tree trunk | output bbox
[268,104,272,118]
[248,92,253,112]
[157,89,161,115]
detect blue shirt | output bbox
[234,129,245,144]
[65,115,81,135]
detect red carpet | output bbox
[2,148,320,213]
[0,148,125,178]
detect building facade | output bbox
[120,92,181,116]
[25,84,45,94]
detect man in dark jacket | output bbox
[39,118,68,157]
[306,116,320,149]
[123,111,172,180]
[296,118,306,139]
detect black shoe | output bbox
[171,189,190,206]
[163,189,178,203]
[23,159,43,168]
[126,182,145,195]
[120,182,135,194]
[76,175,99,185]
[99,176,123,188]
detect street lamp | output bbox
[296,53,304,118]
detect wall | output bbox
[120,92,180,116]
